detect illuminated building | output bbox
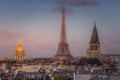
[14,40,26,61]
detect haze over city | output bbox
[0,0,120,58]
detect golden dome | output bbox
[16,40,24,52]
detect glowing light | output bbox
[16,39,24,52]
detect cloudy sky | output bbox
[0,0,120,58]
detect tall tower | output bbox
[87,22,101,59]
[54,8,73,61]
[14,40,26,61]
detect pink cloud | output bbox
[0,30,21,39]
[101,34,120,54]
[0,29,37,42]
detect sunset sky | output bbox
[0,0,120,58]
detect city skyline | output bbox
[0,0,120,58]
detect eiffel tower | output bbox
[54,8,73,61]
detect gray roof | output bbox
[0,68,5,73]
[90,76,110,80]
[90,22,100,44]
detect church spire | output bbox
[90,22,100,44]
[87,22,101,59]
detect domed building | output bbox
[14,40,26,62]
